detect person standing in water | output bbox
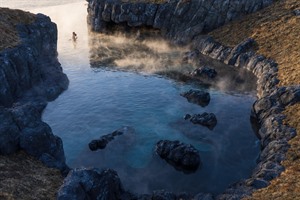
[72,32,78,41]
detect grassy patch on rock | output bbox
[0,8,35,51]
[209,0,300,86]
[0,151,63,200]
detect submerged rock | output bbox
[181,89,210,107]
[191,66,217,79]
[89,126,133,151]
[186,112,217,130]
[155,140,201,173]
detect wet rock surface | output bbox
[181,89,210,107]
[89,126,131,151]
[0,14,69,173]
[155,140,201,173]
[185,112,217,130]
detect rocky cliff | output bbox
[0,13,69,173]
[87,0,274,43]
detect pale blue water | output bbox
[1,1,260,195]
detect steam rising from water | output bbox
[88,31,257,93]
[88,32,196,74]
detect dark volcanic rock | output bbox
[0,14,69,173]
[190,66,217,79]
[186,112,217,130]
[0,107,20,155]
[57,168,126,200]
[156,140,201,173]
[87,0,274,43]
[19,121,68,172]
[89,126,132,151]
[181,89,210,107]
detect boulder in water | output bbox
[156,140,201,173]
[181,89,210,107]
[185,112,217,130]
[89,126,133,151]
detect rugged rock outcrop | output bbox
[0,14,69,173]
[156,140,201,173]
[57,168,131,200]
[87,0,273,43]
[181,89,210,107]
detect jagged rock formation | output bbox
[57,168,132,200]
[0,14,69,173]
[87,0,273,43]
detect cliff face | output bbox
[87,0,273,43]
[0,13,69,173]
[0,14,68,107]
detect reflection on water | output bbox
[2,1,259,195]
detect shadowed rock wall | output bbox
[0,14,69,174]
[87,0,273,43]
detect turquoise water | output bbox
[2,1,259,195]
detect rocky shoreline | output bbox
[1,0,299,199]
[0,13,69,174]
